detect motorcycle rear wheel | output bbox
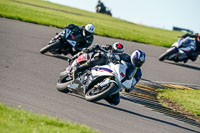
[159,47,176,61]
[40,40,61,54]
[85,82,117,102]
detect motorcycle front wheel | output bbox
[40,40,61,54]
[56,74,72,93]
[85,82,117,102]
[158,47,177,61]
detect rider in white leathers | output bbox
[177,37,196,62]
[180,32,200,62]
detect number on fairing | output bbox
[67,40,77,47]
[65,29,71,38]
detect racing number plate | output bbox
[65,29,71,38]
[76,54,88,63]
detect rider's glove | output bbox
[105,44,112,50]
[109,54,120,64]
[67,58,72,63]
[125,88,131,93]
[75,45,82,51]
[91,44,100,51]
[94,44,100,49]
[82,48,90,53]
[125,88,134,93]
[78,51,84,56]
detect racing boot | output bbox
[178,49,188,63]
[179,55,188,63]
[189,52,199,61]
[72,63,90,81]
[104,93,120,106]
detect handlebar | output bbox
[99,46,108,53]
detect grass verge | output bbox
[0,103,98,133]
[0,0,183,47]
[157,88,200,122]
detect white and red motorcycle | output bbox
[56,53,136,102]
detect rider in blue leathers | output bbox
[104,49,146,105]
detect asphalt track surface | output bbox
[0,18,200,133]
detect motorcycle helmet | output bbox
[112,42,124,53]
[131,50,146,67]
[85,24,95,35]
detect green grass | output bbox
[157,89,200,117]
[0,103,98,133]
[0,0,184,47]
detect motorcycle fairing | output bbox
[172,37,195,49]
[92,67,112,73]
[110,62,133,89]
[91,66,113,77]
[90,65,119,94]
[91,61,129,80]
[64,29,71,39]
[67,40,77,47]
[66,80,85,96]
[76,53,89,63]
[169,37,196,61]
[92,62,134,89]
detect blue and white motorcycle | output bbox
[159,37,197,62]
[56,53,136,102]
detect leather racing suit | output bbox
[181,33,200,61]
[64,24,94,55]
[72,44,142,105]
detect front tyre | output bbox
[56,75,72,93]
[159,47,176,61]
[40,40,61,54]
[85,82,117,102]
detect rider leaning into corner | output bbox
[180,32,200,62]
[62,23,95,55]
[71,42,146,105]
[96,0,106,13]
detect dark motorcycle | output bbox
[96,6,112,16]
[40,28,81,56]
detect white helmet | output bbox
[85,24,95,33]
[112,42,124,53]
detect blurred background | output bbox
[46,0,199,33]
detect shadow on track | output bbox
[163,61,200,71]
[95,101,200,133]
[57,78,200,129]
[120,79,200,128]
[121,95,200,127]
[42,53,72,62]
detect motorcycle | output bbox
[56,53,136,103]
[96,6,112,16]
[40,28,80,55]
[159,37,196,62]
